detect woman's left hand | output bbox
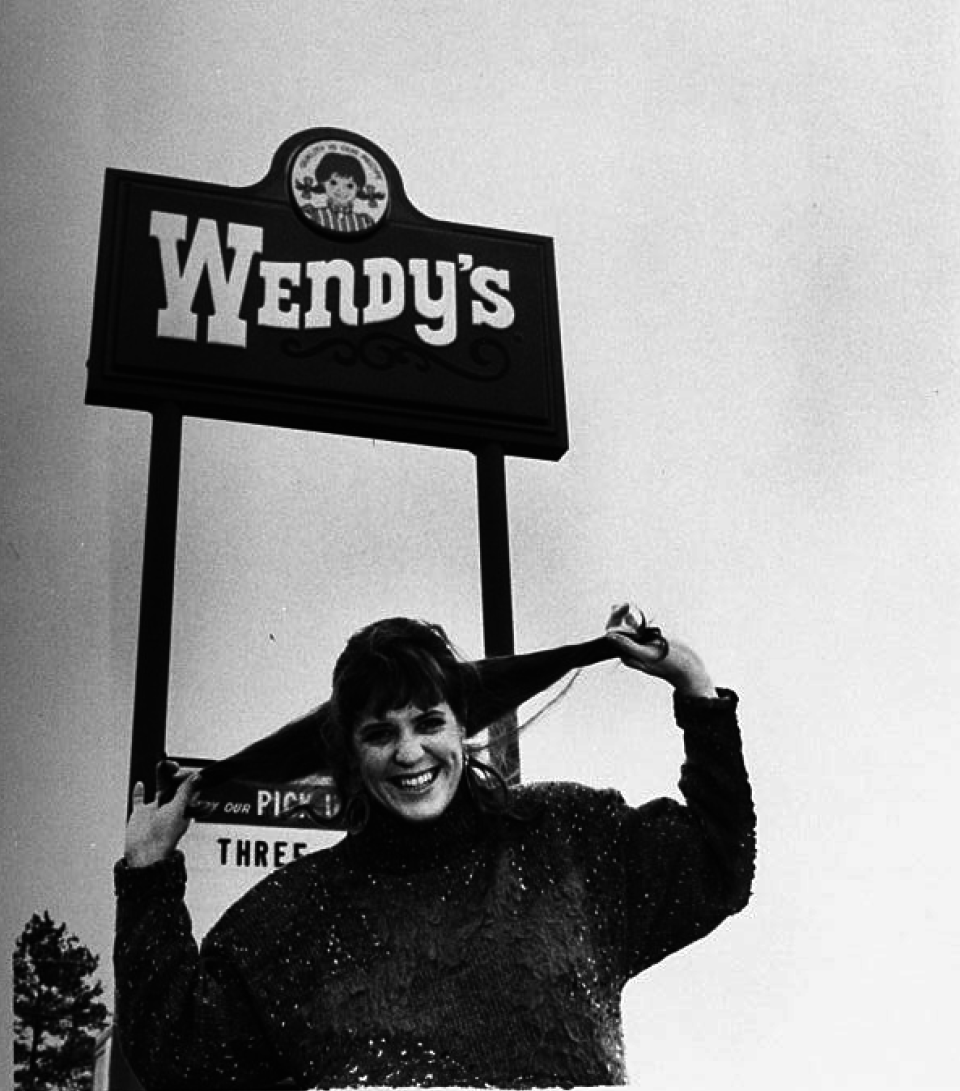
[124,761,204,868]
[605,603,718,698]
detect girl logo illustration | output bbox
[290,139,389,236]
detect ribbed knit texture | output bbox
[114,690,755,1089]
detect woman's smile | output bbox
[389,767,441,792]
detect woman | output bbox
[115,606,755,1089]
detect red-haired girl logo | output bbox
[290,139,389,236]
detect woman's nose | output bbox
[394,733,424,766]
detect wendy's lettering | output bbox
[150,211,516,350]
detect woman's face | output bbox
[353,701,465,823]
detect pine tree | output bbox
[13,911,110,1091]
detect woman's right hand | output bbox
[124,761,201,868]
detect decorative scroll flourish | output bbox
[281,333,511,382]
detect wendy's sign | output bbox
[86,128,568,459]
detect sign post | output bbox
[88,128,567,1088]
[476,442,520,778]
[89,126,568,790]
[127,403,183,809]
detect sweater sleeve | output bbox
[619,688,756,980]
[113,852,286,1090]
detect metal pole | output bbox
[475,442,520,781]
[110,402,182,1091]
[127,402,183,805]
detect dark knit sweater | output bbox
[114,690,755,1089]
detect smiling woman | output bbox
[353,702,465,822]
[325,617,476,829]
[325,617,504,831]
[114,608,755,1089]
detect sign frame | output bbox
[86,127,568,460]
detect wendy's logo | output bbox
[290,138,390,237]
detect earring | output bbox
[343,789,371,834]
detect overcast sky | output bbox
[3,3,959,1088]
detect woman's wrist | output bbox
[662,645,718,697]
[628,634,715,693]
[124,846,173,869]
[671,673,718,699]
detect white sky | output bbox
[2,2,959,1088]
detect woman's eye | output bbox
[361,729,393,747]
[418,718,445,734]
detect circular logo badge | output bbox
[290,138,389,237]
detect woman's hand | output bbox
[124,761,202,868]
[605,603,718,698]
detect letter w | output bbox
[150,212,263,347]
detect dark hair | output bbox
[315,151,367,191]
[323,617,511,826]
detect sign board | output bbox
[86,127,568,459]
[172,759,344,938]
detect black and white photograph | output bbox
[3,3,958,1089]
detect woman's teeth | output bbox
[391,768,439,791]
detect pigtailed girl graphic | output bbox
[292,141,389,235]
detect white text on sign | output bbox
[150,212,516,350]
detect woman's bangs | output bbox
[361,646,454,720]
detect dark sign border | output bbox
[86,128,568,460]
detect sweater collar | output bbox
[345,778,486,872]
